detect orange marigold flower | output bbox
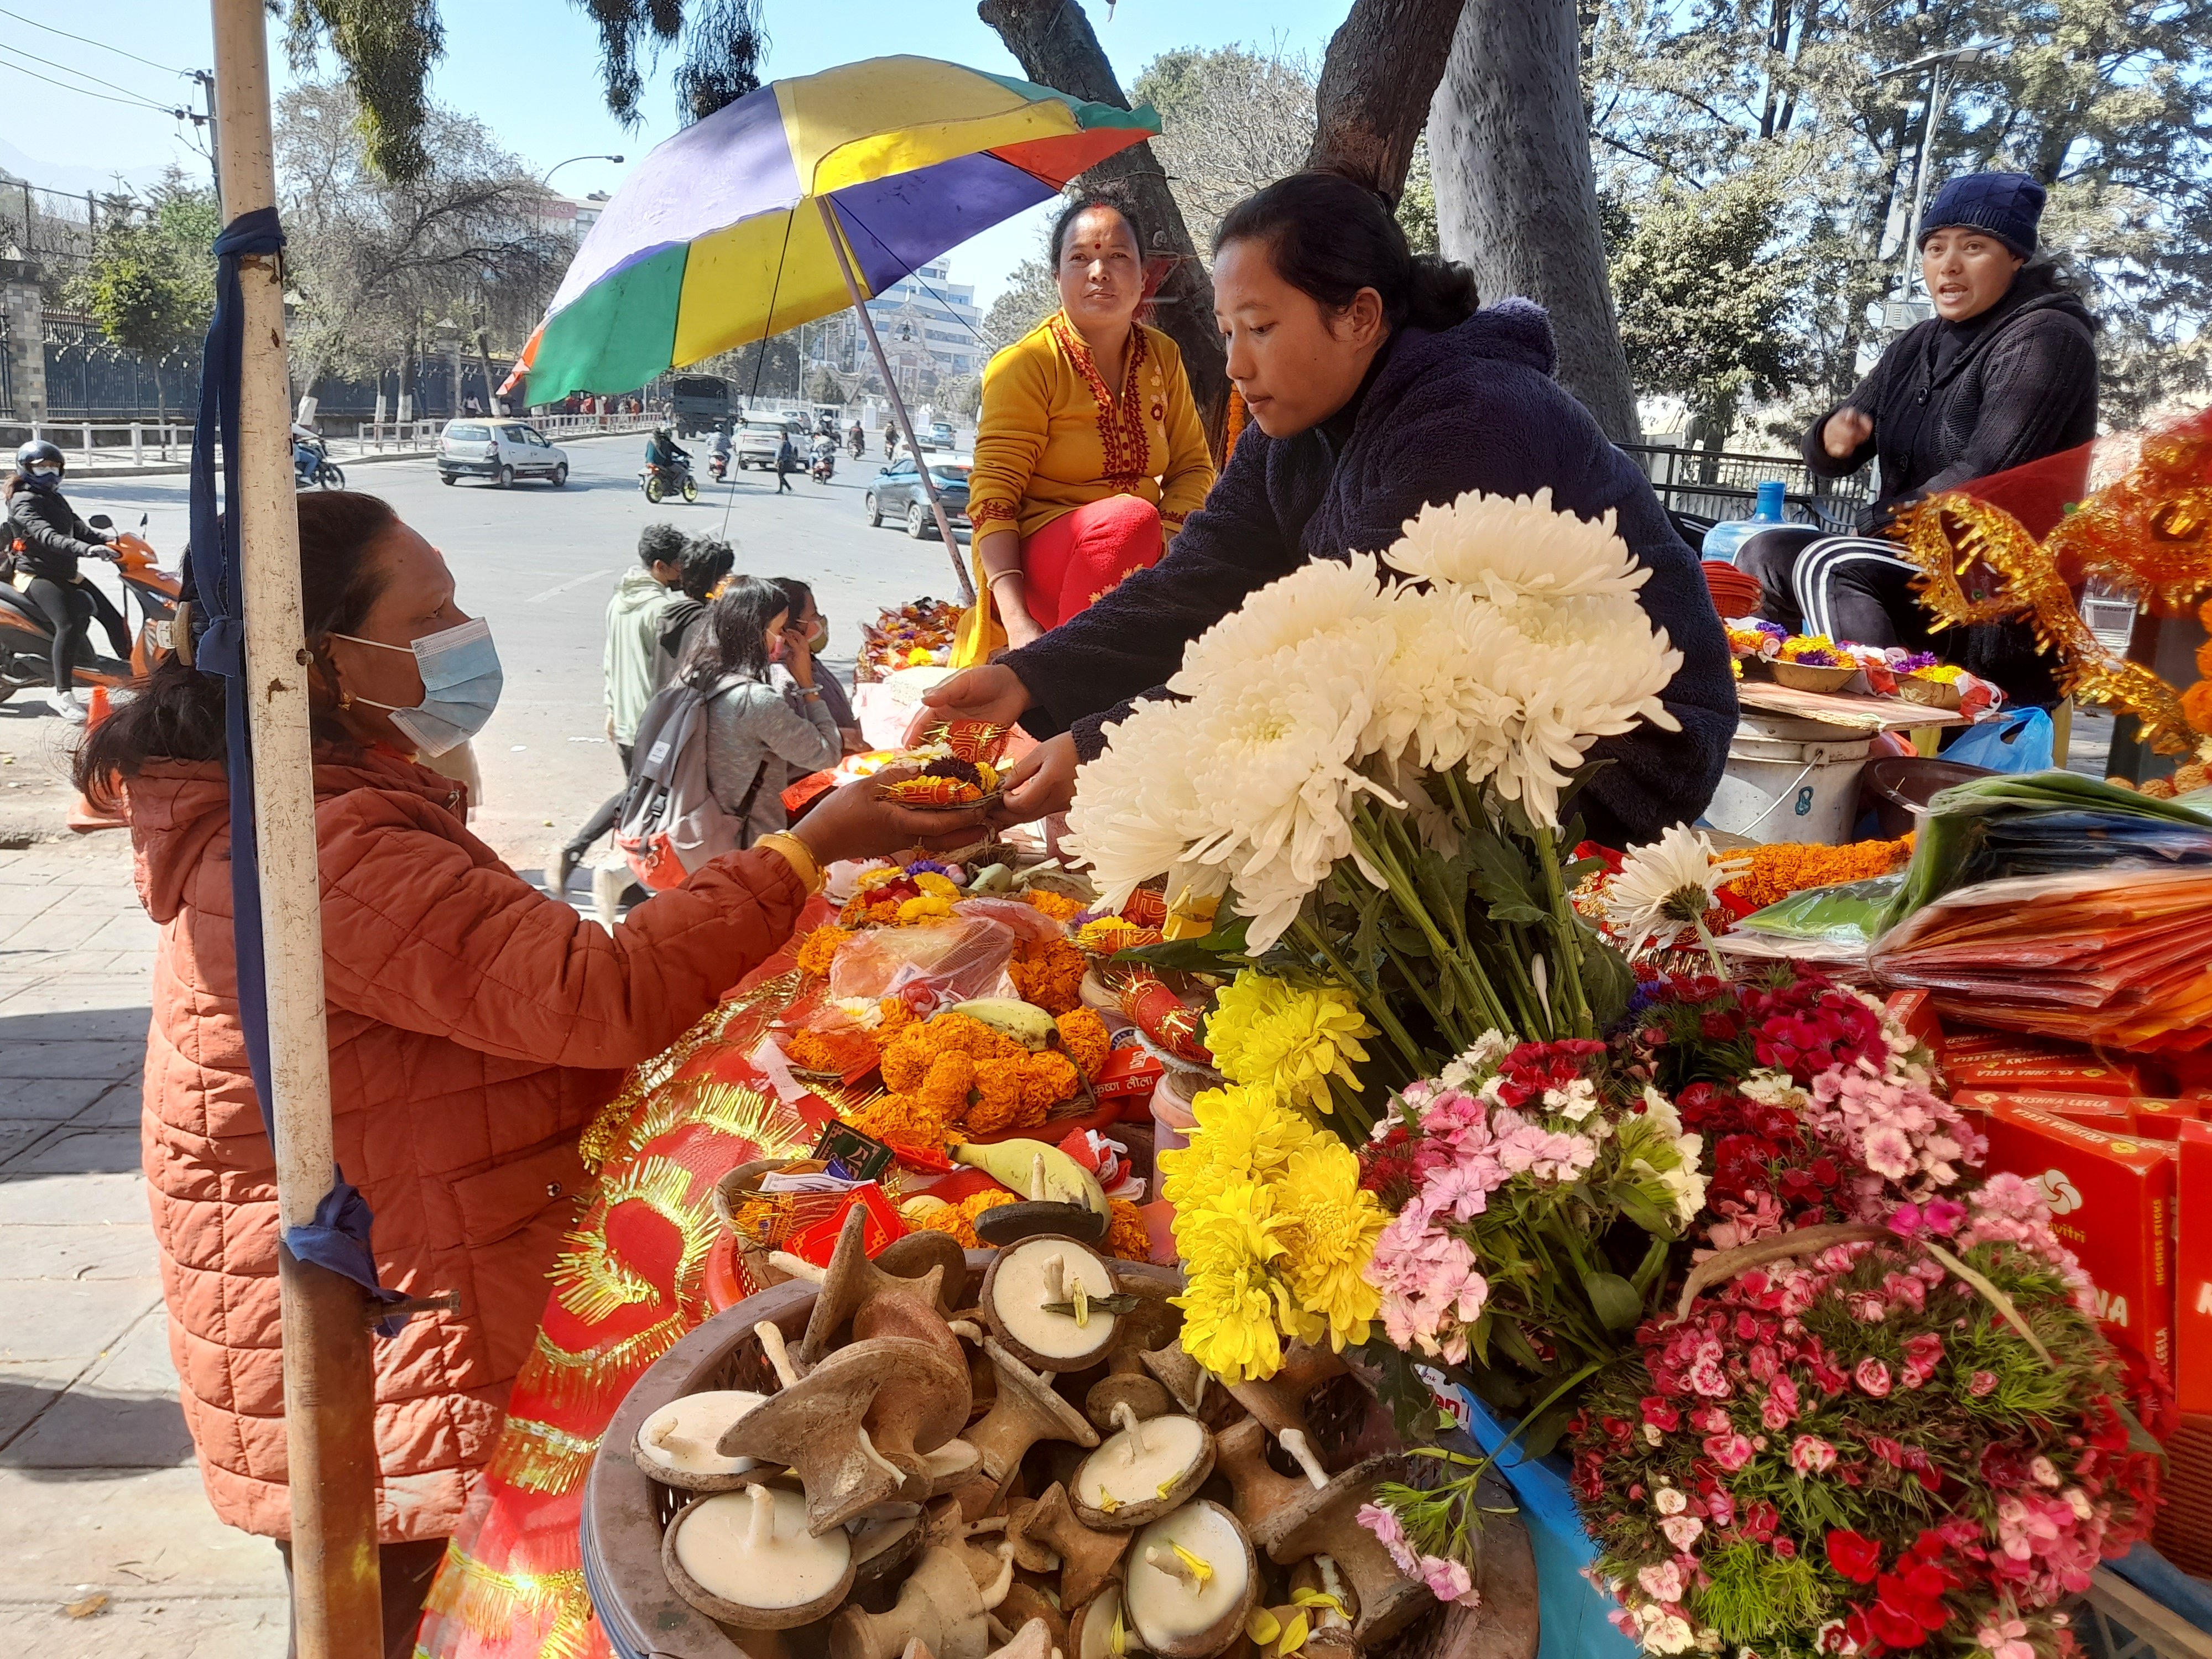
[1009,937,1086,1014]
[786,1027,875,1076]
[910,1189,1018,1249]
[844,1088,957,1152]
[967,1060,1043,1134]
[2182,679,2212,738]
[1023,890,1087,922]
[1722,834,1916,911]
[795,924,852,978]
[1019,1049,1082,1115]
[919,1050,977,1111]
[1105,1198,1152,1262]
[928,1012,1026,1062]
[870,997,919,1044]
[1056,1008,1111,1080]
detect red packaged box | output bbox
[1945,1053,2142,1095]
[1094,1029,1167,1102]
[2176,1124,2212,1414]
[1883,989,1943,1057]
[1950,1089,2129,1123]
[2128,1099,2202,1140]
[1981,1102,2174,1374]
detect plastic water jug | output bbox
[1702,479,1789,566]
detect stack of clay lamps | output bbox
[1083,1280,1182,1432]
[979,1235,1121,1372]
[664,1483,857,1629]
[1007,1480,1131,1609]
[829,1539,1018,1659]
[719,1290,971,1533]
[1223,1344,1346,1445]
[1122,1499,1259,1659]
[633,1390,769,1490]
[1072,1404,1213,1531]
[1212,1417,1427,1646]
[960,1335,1097,1511]
[775,1209,970,1368]
[1137,1339,1208,1418]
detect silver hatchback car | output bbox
[437,419,571,488]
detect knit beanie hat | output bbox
[1918,172,2044,257]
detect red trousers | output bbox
[1018,494,1165,631]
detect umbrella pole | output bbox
[816,198,974,602]
[210,2,384,1654]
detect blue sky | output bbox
[2,0,1344,305]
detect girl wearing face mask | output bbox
[770,575,862,752]
[72,492,982,1651]
[3,439,135,721]
[1737,173,2098,705]
[951,186,1216,664]
[916,171,1735,848]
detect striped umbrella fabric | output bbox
[512,56,1161,400]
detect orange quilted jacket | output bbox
[127,745,806,1542]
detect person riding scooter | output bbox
[847,420,864,460]
[809,432,837,483]
[2,440,131,721]
[707,425,732,482]
[645,424,691,484]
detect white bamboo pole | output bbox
[816,197,974,601]
[208,2,383,1653]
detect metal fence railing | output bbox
[0,181,103,273]
[1623,442,1871,533]
[0,408,662,467]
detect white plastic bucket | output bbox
[1706,713,1872,845]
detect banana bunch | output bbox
[952,1137,1107,1219]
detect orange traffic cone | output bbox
[85,685,112,729]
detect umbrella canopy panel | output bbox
[521,56,1158,400]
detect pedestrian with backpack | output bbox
[609,577,840,913]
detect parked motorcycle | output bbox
[639,459,700,504]
[292,432,346,491]
[0,513,182,701]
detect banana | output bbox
[949,997,1056,1052]
[953,1137,1108,1218]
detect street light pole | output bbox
[1873,43,1993,314]
[542,153,624,187]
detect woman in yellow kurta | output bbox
[953,191,1215,665]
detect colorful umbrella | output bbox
[510,56,1162,401]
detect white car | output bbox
[733,419,790,469]
[437,419,570,488]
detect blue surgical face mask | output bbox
[331,615,503,757]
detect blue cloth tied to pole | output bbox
[187,206,405,1333]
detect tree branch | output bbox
[1303,0,1465,201]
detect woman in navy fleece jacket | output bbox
[915,173,1735,851]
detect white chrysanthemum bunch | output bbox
[1066,487,1682,950]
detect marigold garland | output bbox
[1009,936,1086,1014]
[1023,889,1088,922]
[1056,1008,1110,1080]
[1105,1197,1152,1262]
[907,1188,1016,1247]
[855,1011,1083,1142]
[785,1027,876,1076]
[795,924,852,979]
[1721,835,1916,912]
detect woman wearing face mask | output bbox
[72,492,979,1655]
[951,186,1215,664]
[770,575,862,752]
[3,439,136,721]
[916,171,1735,847]
[1737,174,2097,704]
[689,575,846,847]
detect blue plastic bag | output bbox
[1943,707,2055,774]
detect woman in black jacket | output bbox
[3,440,134,720]
[1739,173,2097,703]
[909,172,1735,851]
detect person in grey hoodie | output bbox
[551,523,686,893]
[687,576,842,847]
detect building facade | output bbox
[862,260,983,385]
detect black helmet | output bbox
[14,439,63,477]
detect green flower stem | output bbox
[1530,824,1594,1039]
[1691,915,1729,980]
[1291,915,1428,1078]
[1348,814,1515,1038]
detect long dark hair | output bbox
[681,575,786,692]
[1050,185,1149,266]
[1214,172,1479,332]
[73,491,398,809]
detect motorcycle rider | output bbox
[2,441,132,721]
[848,419,864,459]
[707,424,733,479]
[809,431,836,480]
[644,423,691,482]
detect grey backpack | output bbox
[613,676,769,890]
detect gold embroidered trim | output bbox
[1048,311,1154,493]
[515,1317,688,1414]
[420,1549,593,1659]
[487,1415,602,1496]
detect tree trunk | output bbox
[977,0,1229,457]
[1304,0,1465,202]
[1428,0,1642,442]
[475,327,502,416]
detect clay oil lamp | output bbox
[792,1209,961,1368]
[852,1512,926,1590]
[1070,1580,1144,1659]
[664,1483,856,1629]
[1084,1281,1182,1432]
[830,1541,1016,1659]
[1284,1557,1357,1657]
[1224,1345,1346,1448]
[923,1439,983,1497]
[987,1615,1061,1659]
[633,1389,772,1491]
[1008,1480,1131,1610]
[1073,1406,1214,1532]
[721,1335,971,1533]
[993,1585,1068,1657]
[1138,1342,1208,1417]
[1215,1428,1426,1648]
[1123,1500,1258,1659]
[980,1236,1122,1372]
[963,1336,1098,1507]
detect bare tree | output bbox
[1135,46,1318,253]
[978,0,1229,453]
[276,81,564,404]
[1305,0,1465,204]
[1430,0,1641,441]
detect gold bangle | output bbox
[756,831,824,895]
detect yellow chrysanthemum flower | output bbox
[1175,1178,1285,1274]
[1205,972,1375,1116]
[912,872,961,899]
[1158,1082,1314,1208]
[1271,1139,1387,1349]
[1173,1262,1285,1384]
